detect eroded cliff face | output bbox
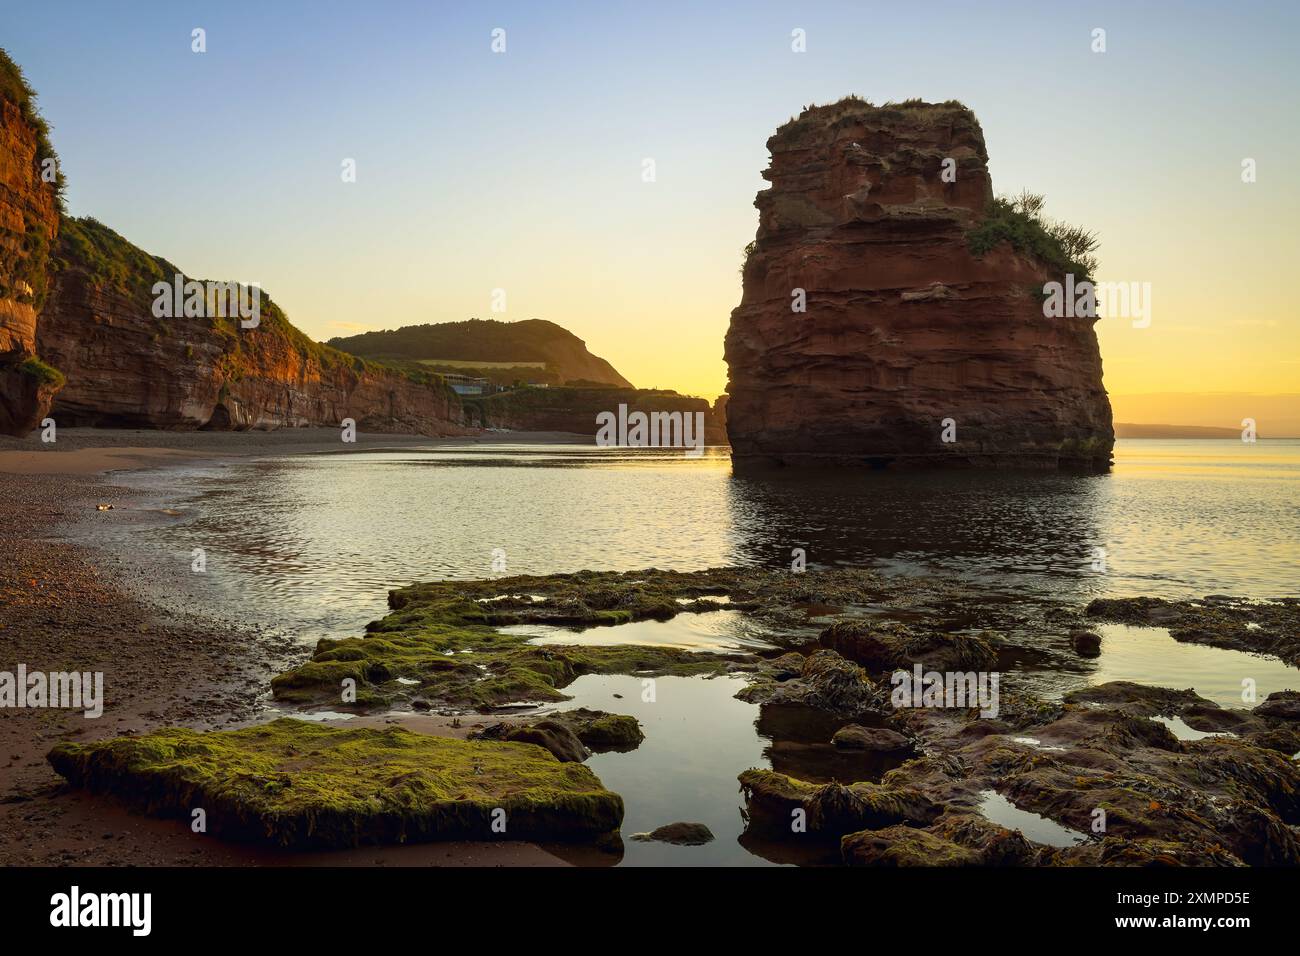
[724,98,1113,469]
[38,218,467,435]
[0,93,61,435]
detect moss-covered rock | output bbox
[630,822,715,845]
[472,709,644,758]
[498,720,590,763]
[560,709,645,751]
[738,649,884,715]
[272,567,893,709]
[820,619,998,673]
[47,718,623,848]
[842,825,983,866]
[738,768,941,839]
[1046,837,1246,867]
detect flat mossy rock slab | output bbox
[47,718,623,849]
[270,567,901,709]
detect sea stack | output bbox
[723,98,1114,469]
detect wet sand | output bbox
[0,426,590,475]
[0,428,582,866]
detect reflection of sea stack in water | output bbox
[723,98,1114,469]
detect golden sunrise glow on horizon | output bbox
[14,3,1296,431]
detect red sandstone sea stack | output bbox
[723,98,1114,469]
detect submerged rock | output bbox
[1069,630,1102,657]
[47,718,624,848]
[831,725,911,752]
[630,822,715,846]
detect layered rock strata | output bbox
[0,70,62,435]
[724,98,1113,468]
[38,217,466,434]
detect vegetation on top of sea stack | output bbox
[774,96,974,138]
[47,718,624,848]
[967,190,1100,284]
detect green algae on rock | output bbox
[819,619,999,673]
[47,718,623,848]
[474,708,645,757]
[271,567,900,709]
[739,768,942,838]
[630,821,715,845]
[745,678,1300,867]
[1085,595,1300,667]
[842,818,1036,867]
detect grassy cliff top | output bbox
[0,47,65,208]
[53,216,448,388]
[328,317,633,388]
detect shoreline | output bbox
[0,427,594,476]
[0,429,590,866]
[4,429,1297,867]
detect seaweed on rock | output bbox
[272,567,896,709]
[47,718,624,848]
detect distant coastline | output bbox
[1113,422,1287,439]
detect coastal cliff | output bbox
[724,98,1114,469]
[36,217,466,434]
[0,54,62,435]
[0,48,466,438]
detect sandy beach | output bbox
[0,427,590,475]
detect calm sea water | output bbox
[94,438,1299,865]
[112,438,1299,639]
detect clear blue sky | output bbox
[4,0,1298,409]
